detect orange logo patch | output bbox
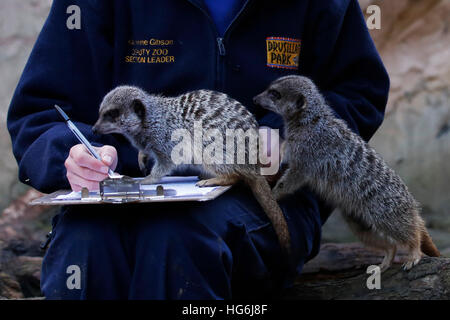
[266,37,301,70]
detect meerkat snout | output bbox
[93,107,122,135]
[252,90,279,112]
[93,86,148,136]
[254,75,310,116]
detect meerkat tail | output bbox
[244,176,291,254]
[421,229,440,257]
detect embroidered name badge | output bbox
[125,38,176,64]
[266,37,301,70]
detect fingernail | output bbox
[103,155,112,165]
[101,166,109,174]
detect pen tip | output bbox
[54,105,70,121]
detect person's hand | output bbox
[64,144,118,191]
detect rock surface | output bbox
[0,190,53,299]
[284,243,450,300]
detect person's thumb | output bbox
[98,145,118,170]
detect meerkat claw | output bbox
[196,179,216,187]
[141,176,161,185]
[402,262,413,271]
[402,257,421,271]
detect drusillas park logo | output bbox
[266,37,301,70]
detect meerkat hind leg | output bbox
[403,247,423,271]
[401,229,423,270]
[196,174,240,187]
[379,245,397,272]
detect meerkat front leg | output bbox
[403,238,423,271]
[379,245,397,272]
[141,156,173,185]
[138,150,149,176]
[196,174,240,187]
[279,140,288,164]
[272,168,305,200]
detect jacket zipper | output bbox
[217,37,226,56]
[216,0,253,91]
[187,0,254,91]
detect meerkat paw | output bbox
[402,248,423,271]
[141,175,162,185]
[272,184,288,201]
[197,172,213,181]
[402,257,421,271]
[196,179,216,187]
[196,176,238,187]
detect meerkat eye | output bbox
[297,95,305,108]
[132,99,146,119]
[268,89,281,100]
[104,109,120,121]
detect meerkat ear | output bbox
[132,99,146,119]
[296,95,305,109]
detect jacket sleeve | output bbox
[258,0,390,142]
[7,0,139,193]
[316,0,390,141]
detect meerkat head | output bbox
[253,75,319,118]
[93,86,149,137]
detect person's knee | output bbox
[130,208,235,299]
[53,206,123,243]
[41,206,131,299]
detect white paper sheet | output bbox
[53,176,218,200]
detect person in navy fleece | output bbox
[7,0,389,299]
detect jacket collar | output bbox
[186,0,208,12]
[186,0,254,38]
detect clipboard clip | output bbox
[99,176,166,203]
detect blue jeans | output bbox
[41,185,322,299]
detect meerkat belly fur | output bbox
[93,86,291,253]
[254,75,440,271]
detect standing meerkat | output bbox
[92,86,291,254]
[253,75,440,271]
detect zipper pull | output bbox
[217,37,226,56]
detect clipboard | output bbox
[30,176,232,206]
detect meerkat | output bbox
[92,86,291,253]
[253,75,440,271]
